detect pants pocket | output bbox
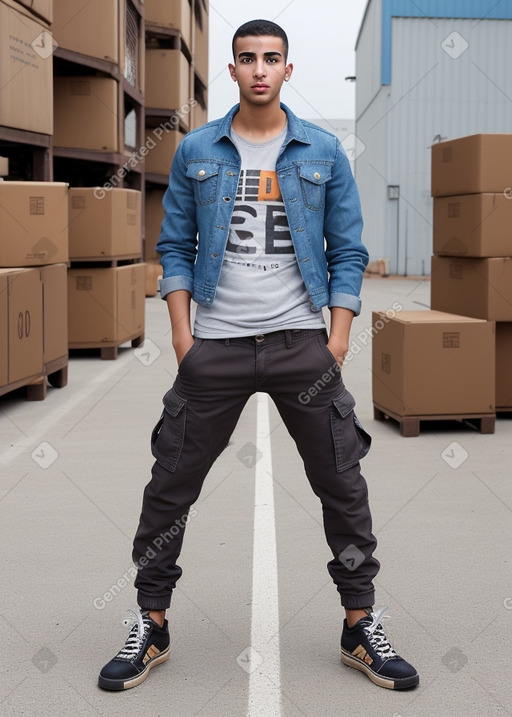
[150,388,187,472]
[178,338,203,373]
[330,389,372,472]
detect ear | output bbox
[228,63,237,83]
[284,62,294,82]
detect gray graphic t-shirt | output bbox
[193,126,326,338]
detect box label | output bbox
[443,332,460,349]
[76,276,92,290]
[71,195,86,209]
[29,196,45,215]
[449,263,462,279]
[447,202,460,218]
[381,352,391,374]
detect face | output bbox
[228,35,293,106]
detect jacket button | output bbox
[197,169,206,177]
[313,172,321,180]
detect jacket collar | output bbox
[213,102,311,146]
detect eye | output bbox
[267,57,278,63]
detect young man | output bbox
[99,19,419,692]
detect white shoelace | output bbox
[116,609,149,660]
[363,606,398,659]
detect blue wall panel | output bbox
[381,0,512,83]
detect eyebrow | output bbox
[237,51,283,59]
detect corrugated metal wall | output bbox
[356,14,512,275]
[355,0,383,118]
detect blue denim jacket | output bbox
[157,103,368,315]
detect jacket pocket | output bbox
[186,162,220,205]
[151,388,187,472]
[298,164,331,211]
[330,390,371,472]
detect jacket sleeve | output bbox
[156,139,198,299]
[323,140,368,315]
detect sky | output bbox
[207,0,369,122]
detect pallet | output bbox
[0,374,46,401]
[373,403,496,437]
[45,355,68,389]
[69,255,142,268]
[69,332,145,360]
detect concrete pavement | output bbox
[1,276,511,716]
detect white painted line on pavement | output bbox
[1,352,134,466]
[247,392,282,717]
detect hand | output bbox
[173,334,195,366]
[326,338,348,368]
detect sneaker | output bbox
[98,609,170,691]
[340,607,419,690]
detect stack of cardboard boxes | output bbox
[1,1,210,397]
[67,188,145,359]
[0,181,69,399]
[144,0,192,294]
[52,0,144,153]
[430,134,512,412]
[51,0,147,359]
[0,0,66,400]
[0,0,53,135]
[372,134,506,436]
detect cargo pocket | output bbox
[331,390,371,472]
[150,388,187,472]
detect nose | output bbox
[253,58,266,78]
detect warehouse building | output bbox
[355,0,512,275]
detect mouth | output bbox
[252,83,269,90]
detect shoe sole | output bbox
[340,648,419,690]
[98,646,170,691]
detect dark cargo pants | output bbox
[133,328,379,610]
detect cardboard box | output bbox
[0,0,53,135]
[496,323,512,409]
[432,134,512,197]
[144,188,165,261]
[145,0,191,48]
[16,0,53,24]
[192,100,207,129]
[192,0,208,84]
[145,49,190,111]
[433,193,512,257]
[68,188,141,260]
[145,130,184,177]
[0,182,68,267]
[53,76,119,152]
[431,255,512,321]
[0,267,43,388]
[67,264,145,345]
[372,310,495,416]
[53,0,120,64]
[145,260,162,297]
[41,263,67,364]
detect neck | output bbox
[232,97,286,142]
